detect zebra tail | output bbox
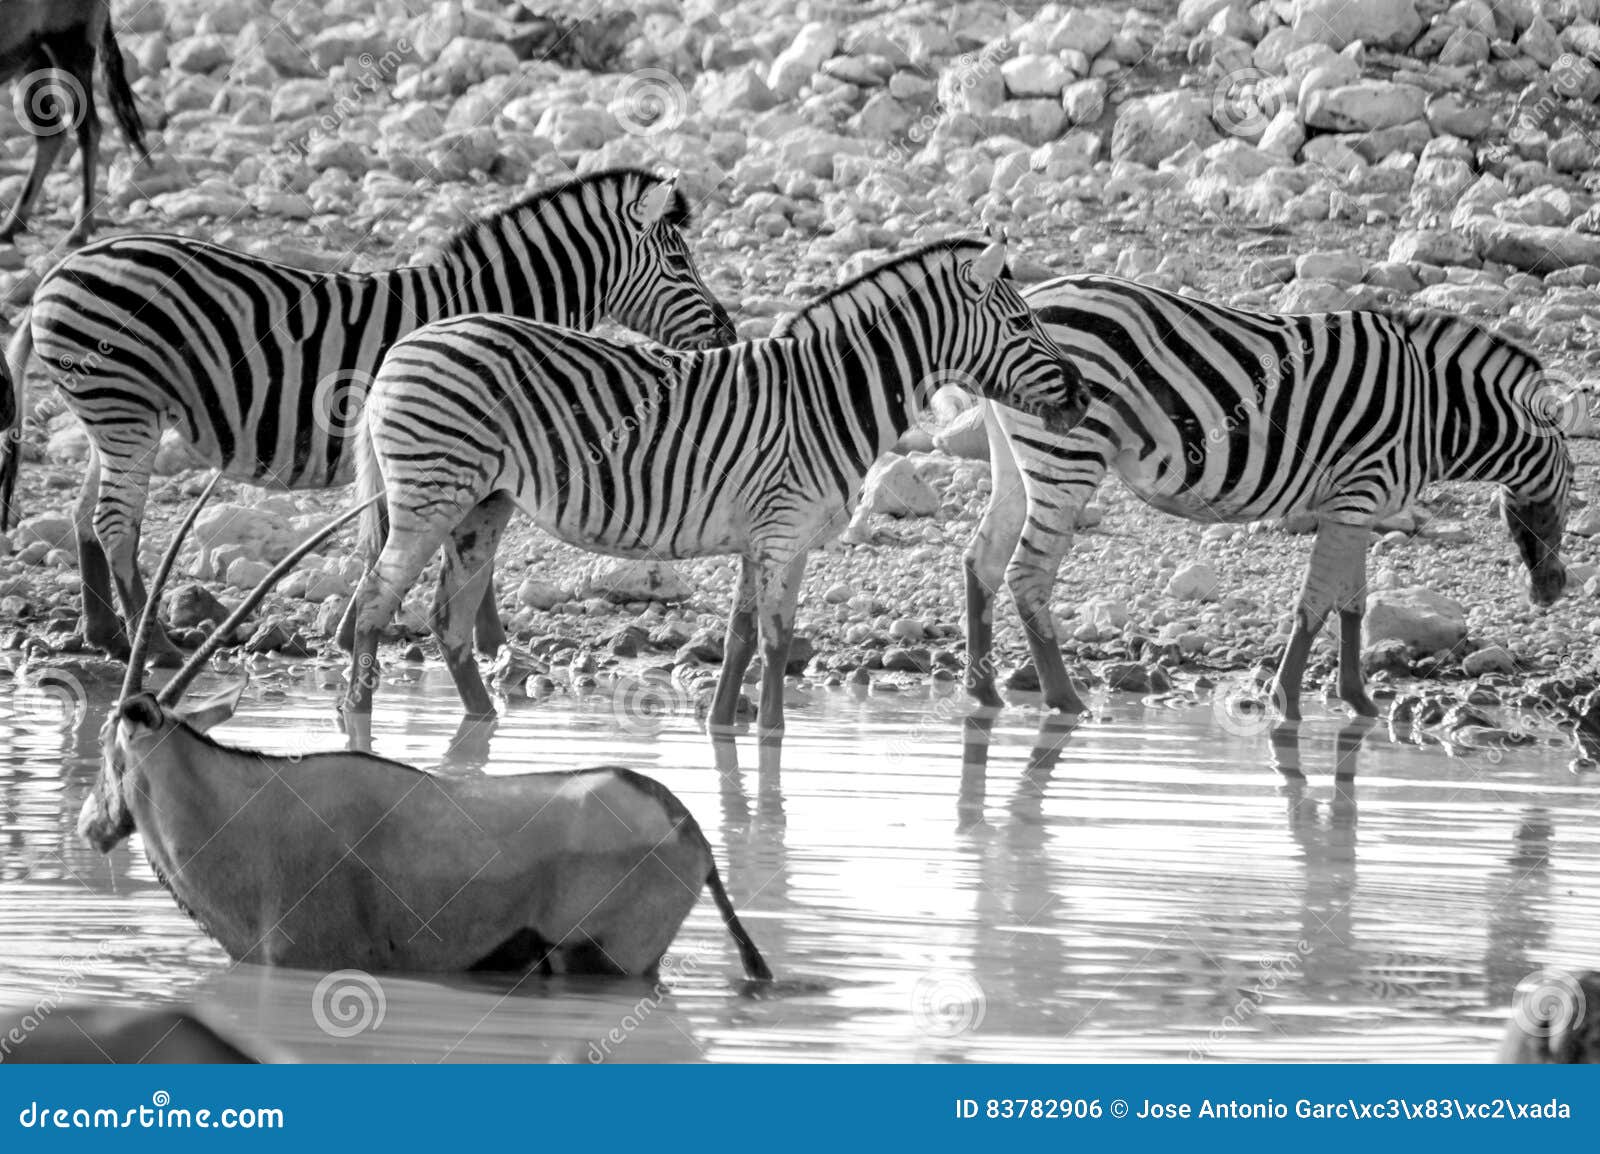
[99,21,150,160]
[352,420,388,572]
[0,317,33,533]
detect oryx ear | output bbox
[970,240,1007,290]
[173,678,248,734]
[638,177,677,229]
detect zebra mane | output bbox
[775,238,998,336]
[439,167,690,260]
[1368,304,1544,375]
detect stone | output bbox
[1362,587,1468,655]
[517,578,566,611]
[1389,229,1477,266]
[1167,562,1220,602]
[1302,82,1427,132]
[1002,54,1072,98]
[1425,92,1493,139]
[226,557,274,590]
[1103,662,1174,693]
[1295,251,1365,284]
[1548,132,1598,173]
[1469,219,1600,273]
[1111,91,1220,167]
[1292,0,1424,52]
[1463,645,1517,676]
[582,560,690,604]
[1061,78,1107,125]
[883,646,933,673]
[1046,10,1115,57]
[986,99,1069,146]
[194,503,293,565]
[934,406,990,460]
[696,67,777,116]
[768,22,839,98]
[15,514,72,551]
[1362,639,1413,677]
[164,584,230,629]
[858,455,939,517]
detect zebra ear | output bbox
[970,241,1008,290]
[638,178,676,229]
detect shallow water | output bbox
[2,665,1597,1063]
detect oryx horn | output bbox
[120,473,224,703]
[155,496,382,707]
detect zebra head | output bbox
[956,240,1090,434]
[1503,473,1570,608]
[600,174,736,350]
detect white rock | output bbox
[1111,90,1220,166]
[226,557,274,590]
[16,514,73,551]
[1166,562,1220,602]
[1463,645,1517,676]
[768,23,840,98]
[1061,78,1107,125]
[1046,10,1115,57]
[858,455,939,517]
[1363,587,1467,654]
[1302,82,1427,132]
[1292,0,1424,51]
[193,503,293,565]
[517,578,567,611]
[1002,54,1071,98]
[1467,218,1600,273]
[582,560,690,604]
[1295,251,1365,284]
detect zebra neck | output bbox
[388,241,595,328]
[798,324,935,462]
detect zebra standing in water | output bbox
[0,167,734,664]
[339,239,1089,732]
[965,275,1571,720]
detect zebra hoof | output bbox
[966,683,1005,709]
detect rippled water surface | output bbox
[3,667,1598,1063]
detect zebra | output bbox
[0,167,734,664]
[338,238,1090,733]
[964,274,1572,721]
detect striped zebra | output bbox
[339,239,1089,731]
[965,274,1572,721]
[0,167,734,664]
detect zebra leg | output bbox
[473,567,508,657]
[708,557,759,735]
[963,403,1024,707]
[753,553,808,743]
[1271,520,1371,721]
[73,449,127,657]
[1006,521,1086,715]
[431,495,513,719]
[342,526,442,716]
[94,439,184,667]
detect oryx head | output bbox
[79,478,376,853]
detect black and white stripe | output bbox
[966,273,1573,718]
[1,167,734,659]
[340,239,1089,731]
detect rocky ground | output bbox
[6,0,1600,736]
